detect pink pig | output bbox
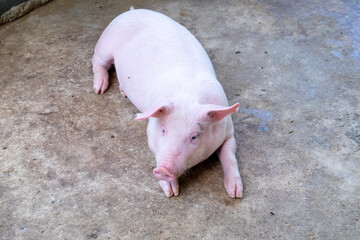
[92,8,243,198]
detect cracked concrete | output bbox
[0,0,359,239]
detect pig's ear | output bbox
[135,101,172,121]
[201,103,239,122]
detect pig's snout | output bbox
[153,166,176,182]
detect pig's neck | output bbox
[148,75,229,109]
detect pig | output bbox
[92,8,243,198]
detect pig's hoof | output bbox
[119,86,127,97]
[93,71,109,94]
[159,180,179,197]
[224,176,243,199]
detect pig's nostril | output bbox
[153,167,175,182]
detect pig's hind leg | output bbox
[92,54,113,94]
[92,26,116,94]
[119,86,127,98]
[217,136,243,198]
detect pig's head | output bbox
[136,99,239,183]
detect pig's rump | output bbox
[93,9,219,112]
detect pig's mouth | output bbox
[153,166,176,182]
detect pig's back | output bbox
[107,9,218,111]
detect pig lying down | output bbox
[92,8,243,198]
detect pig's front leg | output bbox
[217,136,243,198]
[159,179,179,197]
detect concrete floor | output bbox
[1,0,359,239]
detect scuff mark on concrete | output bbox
[310,134,328,147]
[346,129,360,146]
[238,108,273,132]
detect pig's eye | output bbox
[190,133,200,144]
[162,129,166,136]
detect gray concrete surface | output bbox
[0,0,29,15]
[0,0,359,239]
[0,0,51,24]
